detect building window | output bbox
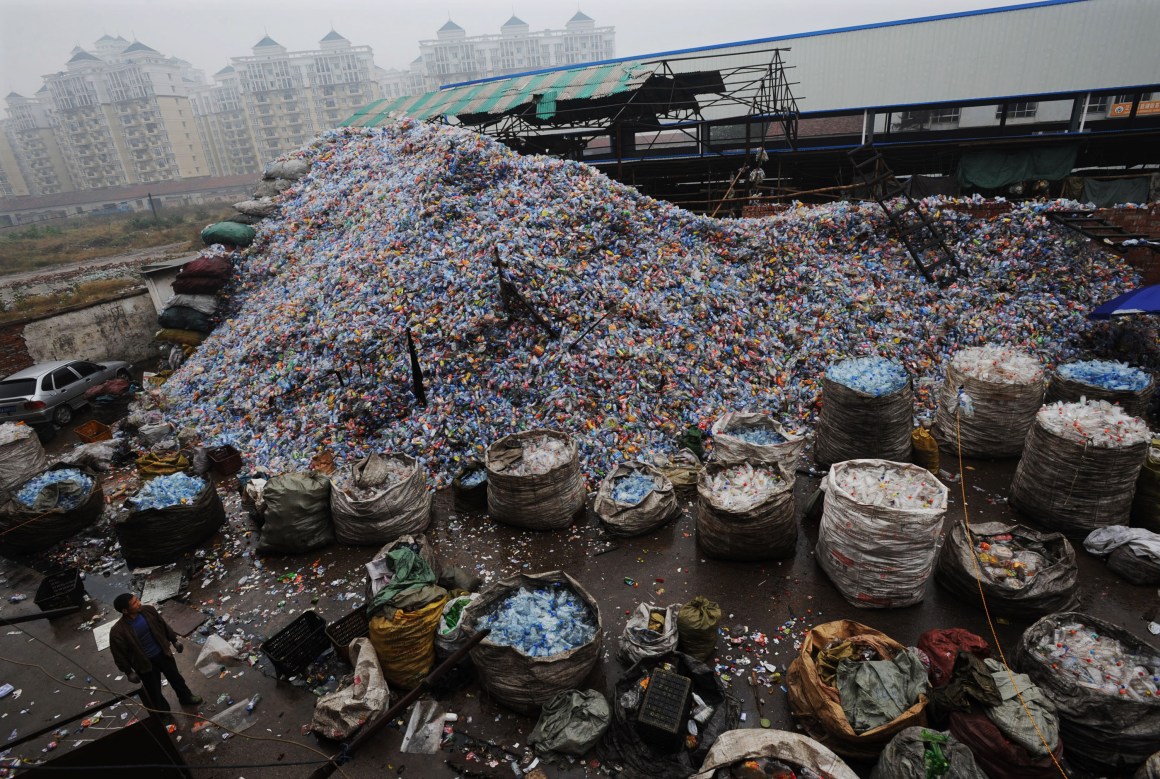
[1086,96,1109,114]
[997,102,1038,119]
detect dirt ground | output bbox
[0,394,1156,778]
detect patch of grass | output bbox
[0,202,234,273]
[1,278,145,324]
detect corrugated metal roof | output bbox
[344,61,660,127]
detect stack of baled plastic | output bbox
[330,453,431,545]
[116,472,226,566]
[1009,400,1151,538]
[462,571,601,714]
[0,464,104,554]
[593,462,679,537]
[710,411,805,469]
[696,461,796,560]
[485,430,585,530]
[935,346,1046,458]
[1047,360,1154,419]
[815,357,914,467]
[816,460,948,608]
[1017,612,1160,773]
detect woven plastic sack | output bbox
[165,294,218,316]
[116,477,226,566]
[710,411,805,468]
[1017,611,1160,772]
[1136,752,1160,779]
[935,521,1078,618]
[677,596,720,662]
[916,628,991,688]
[264,158,310,180]
[257,471,334,554]
[309,637,390,740]
[1107,546,1160,585]
[366,534,440,599]
[527,689,610,758]
[594,462,679,537]
[1047,364,1154,418]
[934,347,1045,458]
[815,370,914,467]
[485,429,585,530]
[1132,440,1160,532]
[331,453,431,545]
[434,594,477,659]
[171,276,225,295]
[233,198,277,218]
[653,448,702,499]
[617,602,679,665]
[787,619,928,760]
[200,221,254,247]
[692,729,860,779]
[158,306,213,333]
[1009,407,1150,538]
[816,460,947,608]
[461,571,601,714]
[871,727,987,779]
[0,464,104,554]
[911,427,940,473]
[135,451,189,480]
[368,593,447,689]
[947,710,1063,779]
[695,461,796,561]
[0,424,48,501]
[154,328,206,346]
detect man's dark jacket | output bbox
[109,604,177,675]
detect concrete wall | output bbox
[13,293,159,370]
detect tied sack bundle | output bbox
[330,453,431,545]
[1084,526,1160,586]
[696,461,796,561]
[815,357,914,467]
[1009,400,1151,538]
[594,462,680,537]
[1046,359,1155,419]
[1017,612,1160,773]
[871,727,987,779]
[710,411,805,468]
[935,346,1045,458]
[461,571,601,714]
[485,429,585,530]
[0,464,104,554]
[617,602,679,666]
[787,619,930,760]
[816,460,948,608]
[366,547,447,689]
[257,471,334,553]
[0,423,48,501]
[116,473,226,566]
[935,521,1078,618]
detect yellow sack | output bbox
[136,451,190,480]
[911,427,940,474]
[369,594,447,689]
[155,328,205,346]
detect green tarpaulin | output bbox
[957,146,1078,189]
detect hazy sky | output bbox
[1,0,1020,97]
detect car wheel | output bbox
[53,404,73,427]
[116,369,131,380]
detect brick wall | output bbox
[945,202,1015,220]
[0,323,32,376]
[1095,205,1160,238]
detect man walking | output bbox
[110,593,202,715]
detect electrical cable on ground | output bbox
[955,409,1067,776]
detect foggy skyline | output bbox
[1,0,1018,98]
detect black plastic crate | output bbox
[636,668,692,751]
[34,569,86,614]
[261,610,330,678]
[325,605,369,664]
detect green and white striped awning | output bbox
[343,61,660,127]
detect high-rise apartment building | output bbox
[415,11,615,90]
[3,90,71,195]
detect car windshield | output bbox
[0,379,36,398]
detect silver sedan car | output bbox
[0,360,133,427]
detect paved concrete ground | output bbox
[0,398,1156,778]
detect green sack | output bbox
[677,595,721,662]
[1131,441,1160,533]
[528,689,611,758]
[200,221,255,248]
[257,471,333,554]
